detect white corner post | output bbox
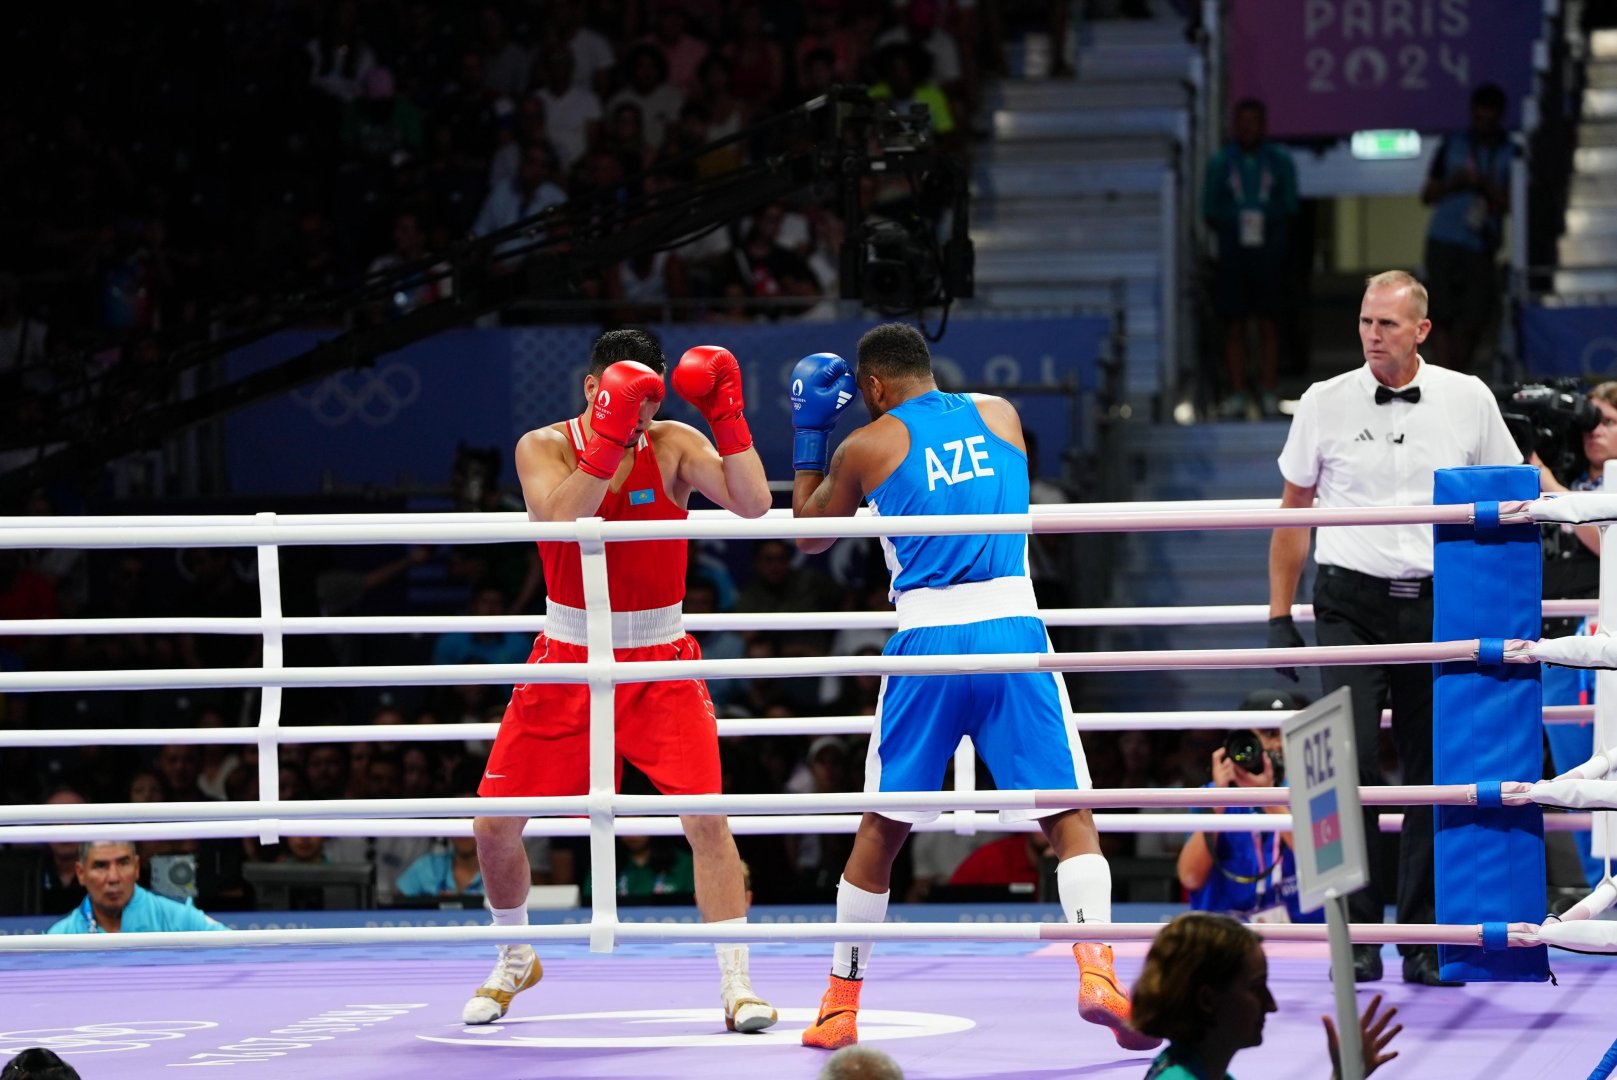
[254,512,284,846]
[577,517,619,953]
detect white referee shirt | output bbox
[1277,356,1522,579]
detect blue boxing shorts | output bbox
[864,614,1092,823]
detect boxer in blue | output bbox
[789,322,1157,1054]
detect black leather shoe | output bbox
[1402,949,1465,987]
[1352,944,1383,983]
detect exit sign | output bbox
[1350,129,1422,160]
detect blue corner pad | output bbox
[1477,638,1505,667]
[1475,780,1504,808]
[1474,500,1501,533]
[1481,921,1509,951]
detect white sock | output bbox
[489,901,529,928]
[1057,853,1112,939]
[831,876,889,981]
[712,916,750,978]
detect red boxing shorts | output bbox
[478,633,721,799]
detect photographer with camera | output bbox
[1526,380,1617,889]
[1177,690,1322,925]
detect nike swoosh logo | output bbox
[484,773,505,780]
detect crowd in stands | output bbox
[0,1,983,403]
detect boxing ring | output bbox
[3,494,1617,1078]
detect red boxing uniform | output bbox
[479,418,721,798]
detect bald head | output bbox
[819,1045,905,1080]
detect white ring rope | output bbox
[0,599,1598,637]
[0,920,1511,954]
[0,705,1594,753]
[0,497,1583,551]
[3,499,1611,956]
[0,641,1513,695]
[0,812,1595,847]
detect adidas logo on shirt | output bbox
[1354,429,1374,442]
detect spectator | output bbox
[46,841,227,934]
[396,836,485,897]
[472,141,568,263]
[906,815,1002,902]
[489,95,551,191]
[0,549,57,669]
[1420,83,1513,375]
[948,831,1052,889]
[1,1048,81,1080]
[819,1044,904,1080]
[304,743,351,801]
[722,4,785,110]
[1131,912,1402,1080]
[737,539,842,618]
[325,750,431,905]
[608,44,684,152]
[155,743,207,802]
[478,5,533,102]
[869,44,958,153]
[786,737,855,891]
[1533,381,1617,889]
[401,745,438,800]
[796,4,852,86]
[603,101,657,171]
[583,835,696,899]
[1202,98,1298,420]
[555,0,616,97]
[1267,269,1520,984]
[366,210,451,317]
[1176,692,1322,925]
[275,836,330,864]
[340,67,424,168]
[37,789,88,915]
[305,0,377,103]
[642,4,710,97]
[433,586,530,667]
[531,46,602,173]
[691,56,748,174]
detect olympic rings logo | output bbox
[0,1020,217,1055]
[290,362,421,428]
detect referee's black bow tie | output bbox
[1375,385,1420,405]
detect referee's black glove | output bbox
[1267,615,1305,683]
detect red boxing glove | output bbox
[578,360,665,479]
[671,345,752,456]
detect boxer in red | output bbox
[462,328,776,1033]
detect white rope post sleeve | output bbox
[1528,493,1617,527]
[1557,877,1617,924]
[578,516,617,954]
[1509,779,1617,810]
[1535,920,1617,953]
[255,515,283,846]
[1527,636,1617,669]
[951,735,979,837]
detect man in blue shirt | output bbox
[1202,98,1298,420]
[46,841,226,935]
[788,324,1159,1057]
[1420,82,1512,375]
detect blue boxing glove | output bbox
[790,352,856,472]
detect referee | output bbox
[1266,269,1520,986]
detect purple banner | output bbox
[1228,0,1540,138]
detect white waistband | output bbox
[544,599,684,648]
[893,577,1040,632]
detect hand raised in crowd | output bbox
[1324,993,1402,1079]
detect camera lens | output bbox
[1222,729,1263,774]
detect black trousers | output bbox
[1312,565,1434,956]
